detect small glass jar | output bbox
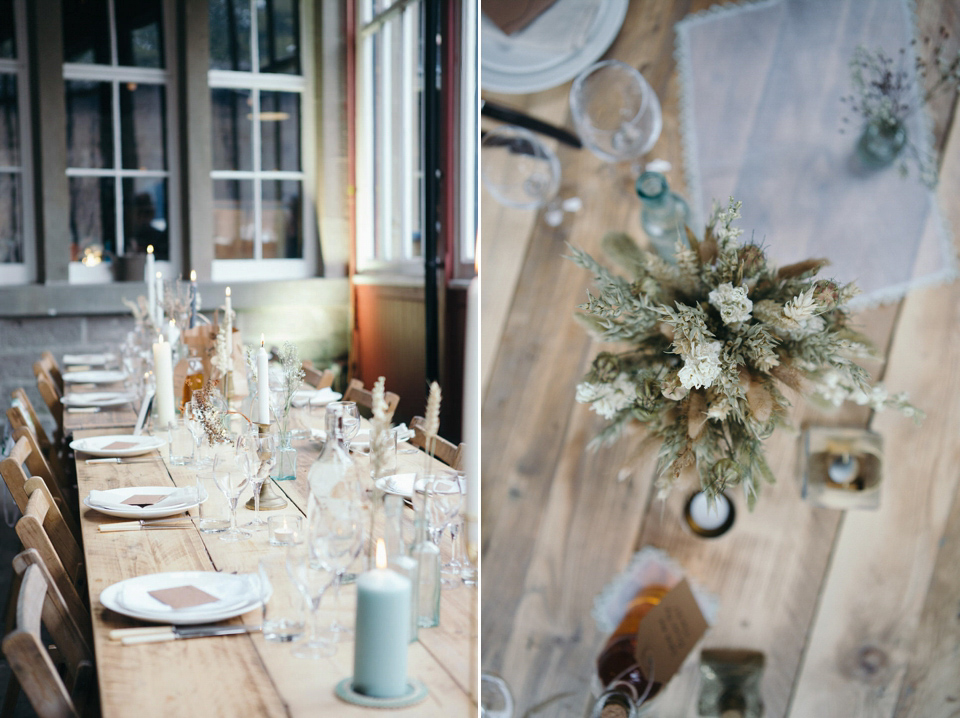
[635,171,691,262]
[856,118,907,168]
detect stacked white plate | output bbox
[84,486,203,519]
[62,391,135,408]
[100,571,266,625]
[290,387,342,408]
[70,434,166,457]
[375,473,417,498]
[63,370,127,384]
[63,353,116,366]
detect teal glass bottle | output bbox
[635,171,691,262]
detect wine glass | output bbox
[326,401,360,452]
[286,533,337,659]
[237,431,278,530]
[322,501,364,637]
[212,460,251,542]
[570,60,662,171]
[184,397,212,468]
[441,472,467,585]
[481,674,515,718]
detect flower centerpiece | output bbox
[841,32,960,183]
[570,199,920,508]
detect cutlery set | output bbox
[109,624,261,645]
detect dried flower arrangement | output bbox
[369,376,394,480]
[192,380,231,445]
[840,30,960,184]
[570,199,920,508]
[422,382,442,474]
[273,342,306,436]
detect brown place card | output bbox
[103,441,139,451]
[148,585,220,610]
[634,578,708,684]
[121,495,166,507]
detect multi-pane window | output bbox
[209,0,312,280]
[0,0,32,284]
[63,0,173,264]
[356,0,424,272]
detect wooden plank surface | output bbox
[479,1,960,716]
[76,412,475,717]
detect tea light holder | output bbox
[268,515,302,546]
[683,491,736,539]
[800,426,883,510]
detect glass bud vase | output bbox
[410,477,441,628]
[271,431,297,481]
[856,118,907,168]
[635,171,691,262]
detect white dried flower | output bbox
[708,283,753,324]
[660,372,689,401]
[576,382,602,404]
[588,373,638,419]
[783,288,818,323]
[678,340,723,390]
[424,382,441,437]
[369,376,392,477]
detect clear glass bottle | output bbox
[383,494,419,642]
[856,118,906,168]
[305,408,356,502]
[697,649,764,718]
[635,171,691,262]
[410,478,441,628]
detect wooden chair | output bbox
[14,482,88,640]
[3,557,94,718]
[1,431,81,542]
[34,354,63,396]
[409,416,465,471]
[34,371,64,442]
[302,365,335,390]
[343,378,400,418]
[7,390,67,487]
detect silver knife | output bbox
[86,457,164,464]
[112,624,261,645]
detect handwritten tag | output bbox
[121,495,165,507]
[634,578,708,683]
[148,585,219,610]
[102,441,138,451]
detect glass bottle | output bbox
[697,649,764,718]
[856,118,906,168]
[635,171,691,262]
[410,478,441,628]
[305,408,356,503]
[383,494,419,642]
[180,353,204,413]
[593,584,669,711]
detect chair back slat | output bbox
[343,379,400,419]
[409,416,465,470]
[34,371,63,440]
[39,352,64,395]
[303,365,335,389]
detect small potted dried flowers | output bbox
[570,199,920,512]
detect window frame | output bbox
[207,0,317,283]
[0,0,36,285]
[354,0,425,277]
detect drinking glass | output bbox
[213,456,251,542]
[481,674,515,718]
[185,396,212,468]
[339,402,360,453]
[258,551,305,642]
[286,539,337,658]
[237,431,278,530]
[323,502,364,636]
[167,418,194,466]
[196,470,229,533]
[481,125,561,211]
[570,60,662,168]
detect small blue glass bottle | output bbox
[635,171,691,262]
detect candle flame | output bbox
[190,269,197,281]
[375,538,387,569]
[169,319,175,327]
[226,286,231,297]
[146,245,154,254]
[260,333,265,348]
[156,271,162,279]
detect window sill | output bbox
[0,277,349,318]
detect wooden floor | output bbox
[479,1,960,716]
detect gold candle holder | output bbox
[245,422,288,510]
[799,426,883,510]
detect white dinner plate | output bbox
[63,370,127,384]
[100,571,265,625]
[61,391,135,408]
[70,434,166,458]
[84,486,203,519]
[290,388,342,408]
[63,353,115,366]
[481,0,628,94]
[375,473,417,498]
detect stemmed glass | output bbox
[570,60,662,173]
[428,476,462,589]
[323,501,364,637]
[326,401,360,452]
[184,397,212,467]
[441,472,467,586]
[286,529,337,659]
[212,459,251,542]
[237,431,278,530]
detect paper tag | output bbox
[122,494,165,507]
[103,441,138,450]
[634,578,708,683]
[148,585,219,609]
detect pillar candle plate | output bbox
[334,678,428,709]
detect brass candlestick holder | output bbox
[245,421,288,510]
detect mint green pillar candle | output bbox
[353,540,412,697]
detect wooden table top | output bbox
[75,407,476,717]
[480,1,960,716]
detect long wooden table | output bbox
[480,1,960,716]
[74,404,476,717]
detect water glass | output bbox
[167,418,195,466]
[570,60,662,165]
[196,470,229,533]
[481,125,561,210]
[258,551,306,643]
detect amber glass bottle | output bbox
[181,355,204,413]
[596,585,670,702]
